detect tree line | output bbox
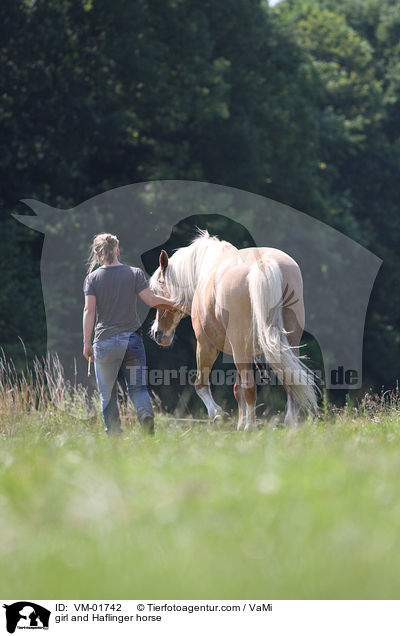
[1,0,399,398]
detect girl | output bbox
[83,233,176,434]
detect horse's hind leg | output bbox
[194,338,224,420]
[233,359,257,431]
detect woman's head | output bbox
[87,233,119,273]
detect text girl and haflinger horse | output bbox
[83,233,177,434]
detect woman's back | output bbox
[83,232,177,434]
[84,264,148,342]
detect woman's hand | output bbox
[139,288,174,310]
[138,288,190,314]
[83,343,94,360]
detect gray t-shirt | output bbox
[83,264,148,343]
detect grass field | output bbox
[1,358,400,599]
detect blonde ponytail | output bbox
[87,233,119,273]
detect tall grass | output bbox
[1,346,398,430]
[0,350,138,431]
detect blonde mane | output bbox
[149,229,233,308]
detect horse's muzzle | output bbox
[155,331,173,347]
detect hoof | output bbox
[213,412,231,424]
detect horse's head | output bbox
[150,249,187,347]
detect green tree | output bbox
[275,0,400,387]
[1,0,326,366]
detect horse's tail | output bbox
[247,257,318,415]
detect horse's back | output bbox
[239,247,305,345]
[215,246,305,349]
[239,246,300,272]
[240,247,303,295]
[192,243,305,354]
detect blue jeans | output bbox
[93,331,154,434]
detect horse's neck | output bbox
[192,242,225,277]
[192,241,238,287]
[173,240,237,305]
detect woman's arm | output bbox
[83,294,96,359]
[139,288,179,311]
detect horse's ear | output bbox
[159,249,169,274]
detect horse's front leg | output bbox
[194,339,224,420]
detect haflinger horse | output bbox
[149,230,318,429]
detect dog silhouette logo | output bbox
[2,602,50,633]
[14,181,381,393]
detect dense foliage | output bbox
[1,0,399,395]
